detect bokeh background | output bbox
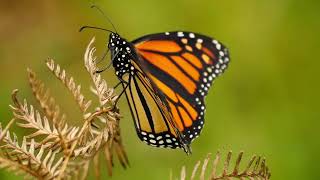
[0,0,319,179]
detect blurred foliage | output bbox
[0,0,319,179]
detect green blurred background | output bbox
[0,0,319,179]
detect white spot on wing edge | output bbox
[141,132,147,136]
[177,32,184,37]
[216,43,221,50]
[189,33,195,38]
[212,40,218,44]
[149,134,155,138]
[197,39,203,43]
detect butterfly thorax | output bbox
[108,33,136,79]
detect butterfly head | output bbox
[108,32,120,49]
[108,33,133,53]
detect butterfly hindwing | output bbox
[122,61,185,149]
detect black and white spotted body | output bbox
[108,33,136,79]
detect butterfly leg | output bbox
[97,48,110,64]
[95,49,112,73]
[96,62,112,73]
[113,77,130,108]
[96,50,120,73]
[113,81,122,89]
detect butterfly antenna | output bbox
[91,5,118,33]
[79,26,114,33]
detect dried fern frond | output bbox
[74,124,109,158]
[9,92,78,151]
[179,151,271,180]
[84,37,118,107]
[27,69,71,152]
[28,69,63,125]
[46,58,92,113]
[0,129,62,179]
[0,37,128,179]
[53,38,128,179]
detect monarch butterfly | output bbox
[82,25,230,154]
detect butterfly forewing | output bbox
[131,31,230,144]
